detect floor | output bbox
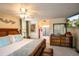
[42,36,79,56]
[50,46,79,56]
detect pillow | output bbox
[0,36,11,47]
[8,35,15,43]
[14,35,23,42]
[8,35,23,42]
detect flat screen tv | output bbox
[67,14,79,28]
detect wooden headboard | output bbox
[0,28,20,37]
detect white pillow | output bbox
[8,35,15,43]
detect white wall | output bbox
[67,28,77,48]
[49,18,66,35]
[68,28,79,50]
[75,29,79,50]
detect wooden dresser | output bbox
[50,34,73,47]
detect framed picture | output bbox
[31,24,36,32]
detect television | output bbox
[67,14,79,28]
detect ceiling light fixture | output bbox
[20,8,27,13]
[20,8,27,18]
[19,8,32,21]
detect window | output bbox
[53,23,66,35]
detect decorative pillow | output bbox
[8,35,23,42]
[14,35,23,42]
[0,36,11,47]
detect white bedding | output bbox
[0,39,33,56]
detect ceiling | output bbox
[0,3,79,19]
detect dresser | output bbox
[50,34,73,47]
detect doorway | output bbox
[42,25,49,36]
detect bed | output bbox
[0,28,46,56]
